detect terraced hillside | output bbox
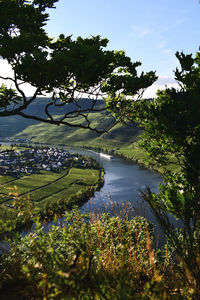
[14,112,139,147]
[0,146,103,229]
[0,168,100,206]
[0,97,140,148]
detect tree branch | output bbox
[17,111,119,134]
[0,75,15,82]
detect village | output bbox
[0,146,94,177]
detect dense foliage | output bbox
[0,208,198,300]
[122,50,200,292]
[0,0,200,299]
[0,0,156,132]
[128,52,200,181]
[0,56,199,300]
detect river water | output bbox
[69,148,161,218]
[67,148,167,244]
[67,148,181,246]
[1,143,178,246]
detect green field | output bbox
[29,168,99,203]
[0,168,99,203]
[0,175,17,185]
[0,167,101,228]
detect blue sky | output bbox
[1,0,200,97]
[45,0,200,96]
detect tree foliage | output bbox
[0,0,157,132]
[128,51,200,186]
[1,0,200,297]
[125,50,200,288]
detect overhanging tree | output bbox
[0,0,157,133]
[123,50,200,287]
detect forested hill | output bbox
[23,97,105,117]
[1,97,141,148]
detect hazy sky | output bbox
[1,0,200,97]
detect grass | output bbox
[0,175,17,185]
[0,167,101,228]
[0,171,63,196]
[38,184,86,206]
[67,168,99,185]
[0,168,99,202]
[115,144,181,174]
[0,115,38,137]
[28,168,99,203]
[1,208,199,299]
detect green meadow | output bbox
[0,168,100,203]
[0,167,101,227]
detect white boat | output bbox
[100,153,113,160]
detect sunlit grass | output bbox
[1,207,198,299]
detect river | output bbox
[66,148,181,246]
[1,143,179,246]
[65,148,167,245]
[69,148,160,217]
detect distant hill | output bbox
[1,97,140,147]
[0,97,104,138]
[23,97,105,117]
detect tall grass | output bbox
[0,207,199,299]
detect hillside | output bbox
[14,113,139,147]
[1,97,141,148]
[0,97,105,138]
[1,98,180,173]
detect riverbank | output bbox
[78,142,181,175]
[0,144,104,234]
[0,170,104,236]
[1,142,164,240]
